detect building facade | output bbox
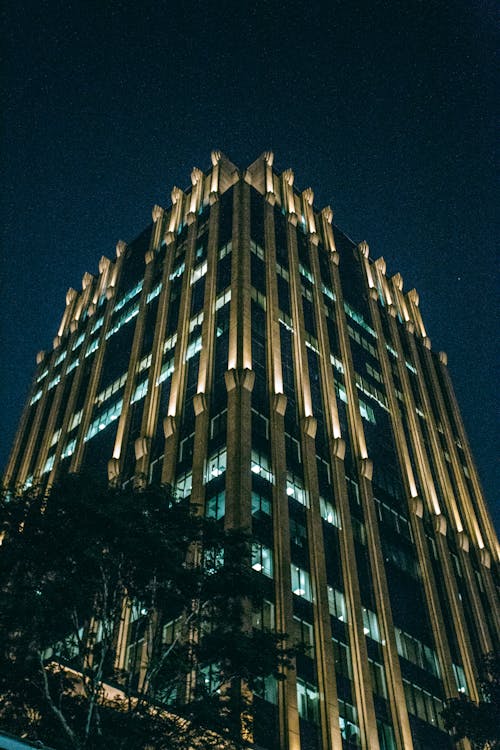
[4,153,499,750]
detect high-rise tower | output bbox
[4,153,499,750]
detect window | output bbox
[251,449,273,483]
[297,679,319,723]
[338,700,361,746]
[332,637,352,680]
[327,586,347,622]
[292,617,315,658]
[320,497,341,528]
[175,472,192,499]
[252,543,273,578]
[147,282,162,303]
[251,491,271,517]
[62,438,76,459]
[369,659,387,698]
[206,491,225,520]
[191,260,207,285]
[131,378,148,404]
[286,471,308,506]
[252,599,275,631]
[362,607,381,642]
[114,281,143,313]
[85,398,123,442]
[291,565,313,602]
[205,447,227,481]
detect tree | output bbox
[0,475,293,750]
[441,652,500,750]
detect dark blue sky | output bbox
[2,0,498,531]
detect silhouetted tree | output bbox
[0,475,293,750]
[441,652,500,750]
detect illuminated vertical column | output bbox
[134,205,176,484]
[437,354,500,564]
[47,284,99,487]
[14,285,80,485]
[313,207,387,750]
[285,201,341,750]
[337,240,412,750]
[3,349,50,487]
[392,274,494,657]
[318,209,381,750]
[15,343,60,486]
[32,278,96,483]
[107,251,156,483]
[161,195,199,487]
[419,342,485,551]
[364,258,481,700]
[224,178,254,532]
[190,197,220,517]
[262,199,301,750]
[423,348,500,640]
[69,249,124,473]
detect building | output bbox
[3,152,499,750]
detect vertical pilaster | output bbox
[161,199,198,487]
[285,199,341,750]
[263,200,301,750]
[330,239,411,750]
[224,178,253,532]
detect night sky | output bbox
[2,0,498,531]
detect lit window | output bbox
[54,351,67,366]
[191,260,207,285]
[131,378,148,404]
[30,390,43,405]
[251,491,271,517]
[147,283,162,303]
[252,543,273,578]
[91,316,104,334]
[41,454,55,475]
[206,491,225,520]
[296,679,319,723]
[327,586,347,622]
[85,337,100,357]
[251,449,274,483]
[286,471,307,506]
[157,358,174,385]
[48,374,61,390]
[175,471,192,499]
[320,497,341,528]
[291,565,313,601]
[62,438,76,459]
[72,333,85,351]
[205,448,227,481]
[113,281,143,313]
[185,336,202,361]
[84,398,123,442]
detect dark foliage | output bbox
[0,475,294,750]
[441,652,500,750]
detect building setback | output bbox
[4,152,499,750]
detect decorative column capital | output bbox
[479,548,491,569]
[433,513,447,536]
[152,204,164,222]
[211,150,222,166]
[66,288,77,305]
[302,416,317,438]
[99,256,111,274]
[391,272,404,290]
[82,272,94,290]
[273,393,287,415]
[36,350,46,364]
[116,240,127,258]
[358,240,370,258]
[438,351,448,366]
[359,457,373,480]
[331,437,346,460]
[193,392,207,415]
[163,415,177,438]
[410,496,424,518]
[456,531,469,553]
[107,457,120,481]
[134,437,150,460]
